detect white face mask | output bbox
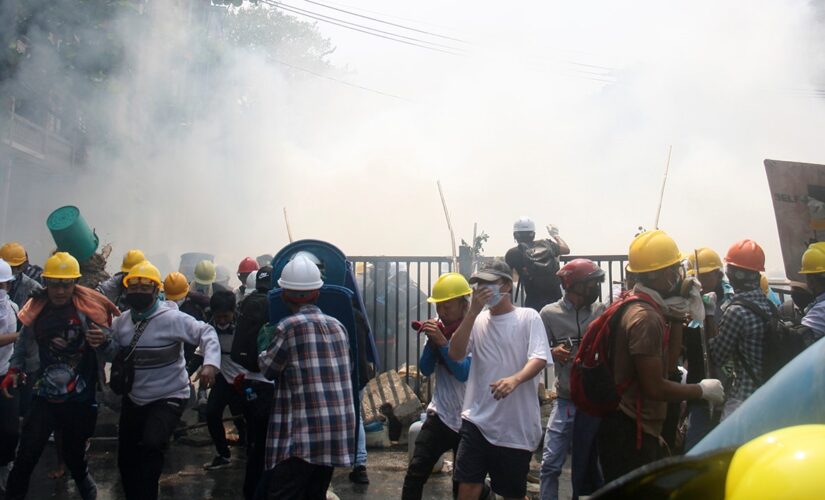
[0,289,7,301]
[481,283,504,308]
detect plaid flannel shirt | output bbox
[258,304,355,469]
[709,289,773,401]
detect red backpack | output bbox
[570,291,663,417]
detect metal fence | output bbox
[349,254,629,397]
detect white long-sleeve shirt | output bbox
[102,301,220,405]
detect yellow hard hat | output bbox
[42,252,82,280]
[428,272,472,303]
[120,249,146,273]
[0,242,27,267]
[123,261,162,288]
[687,247,723,276]
[726,425,825,500]
[163,271,189,301]
[627,230,685,274]
[799,242,825,275]
[193,260,216,285]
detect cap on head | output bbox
[256,266,273,292]
[469,259,513,284]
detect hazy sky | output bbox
[284,0,825,277]
[6,0,825,281]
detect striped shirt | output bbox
[259,304,355,469]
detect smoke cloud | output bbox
[2,0,825,282]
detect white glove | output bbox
[699,378,724,405]
[548,225,560,238]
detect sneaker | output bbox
[348,465,369,484]
[203,455,231,470]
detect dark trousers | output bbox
[402,413,460,500]
[267,457,333,500]
[597,410,665,483]
[206,376,247,458]
[5,397,98,500]
[241,381,274,500]
[571,410,603,498]
[0,380,20,466]
[118,396,186,500]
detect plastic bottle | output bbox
[408,412,444,473]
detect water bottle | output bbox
[244,387,258,402]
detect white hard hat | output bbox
[513,216,535,232]
[0,259,14,283]
[278,254,324,291]
[245,271,257,295]
[292,251,322,266]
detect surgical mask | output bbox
[481,284,504,308]
[0,289,6,302]
[126,292,155,312]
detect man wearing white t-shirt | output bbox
[449,259,551,500]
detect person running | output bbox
[87,261,220,500]
[2,253,119,500]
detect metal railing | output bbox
[349,254,629,398]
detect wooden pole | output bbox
[283,207,294,242]
[654,145,673,229]
[437,181,458,270]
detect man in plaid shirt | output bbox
[258,255,355,499]
[709,239,772,419]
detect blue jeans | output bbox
[540,398,575,500]
[684,401,719,451]
[355,389,367,466]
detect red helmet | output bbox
[237,257,259,274]
[725,239,765,272]
[556,259,605,290]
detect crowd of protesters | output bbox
[0,217,824,500]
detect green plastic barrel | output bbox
[46,206,99,263]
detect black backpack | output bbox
[731,298,809,384]
[231,292,270,372]
[519,240,560,281]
